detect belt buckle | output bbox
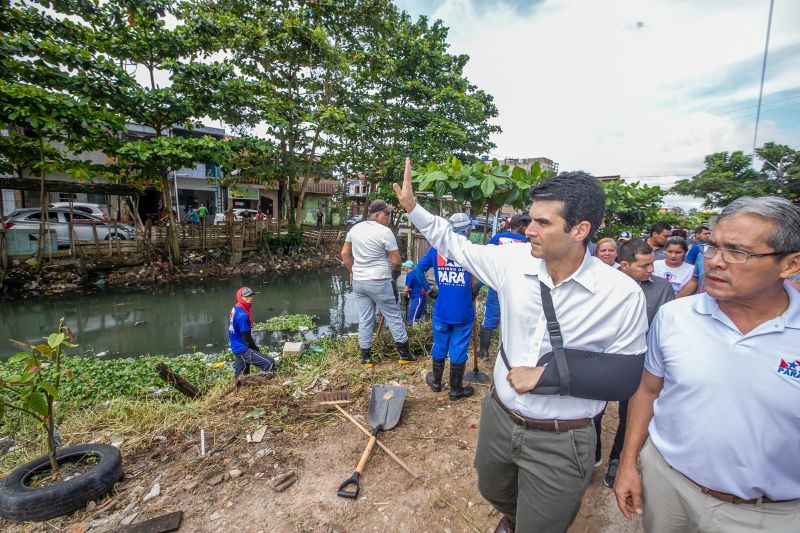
[510,410,527,425]
[553,419,560,432]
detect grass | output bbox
[0,316,450,476]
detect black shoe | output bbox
[477,326,494,359]
[426,359,445,392]
[361,348,374,369]
[604,458,619,488]
[396,341,417,365]
[448,362,474,401]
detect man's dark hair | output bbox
[649,221,672,236]
[696,223,710,233]
[509,213,532,230]
[528,171,605,245]
[618,238,653,264]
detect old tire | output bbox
[0,444,122,522]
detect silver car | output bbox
[2,208,135,245]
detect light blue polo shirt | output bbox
[645,283,800,500]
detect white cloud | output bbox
[396,0,800,187]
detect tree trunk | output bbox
[285,176,295,224]
[295,129,322,225]
[37,136,47,273]
[156,362,199,398]
[160,175,180,263]
[46,395,58,476]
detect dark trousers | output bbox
[233,348,275,378]
[609,400,628,462]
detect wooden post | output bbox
[92,223,100,255]
[156,362,199,398]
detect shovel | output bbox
[337,384,407,499]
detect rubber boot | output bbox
[396,341,417,365]
[477,326,494,359]
[361,348,374,369]
[426,359,446,392]
[449,362,475,401]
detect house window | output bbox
[87,194,108,205]
[58,193,78,202]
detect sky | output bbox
[394,0,800,209]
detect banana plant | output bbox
[412,156,546,214]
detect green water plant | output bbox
[253,314,316,332]
[0,319,75,476]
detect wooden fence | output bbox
[3,221,348,262]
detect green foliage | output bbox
[671,143,799,208]
[260,225,305,254]
[253,314,316,332]
[0,320,79,473]
[413,157,545,214]
[598,180,666,238]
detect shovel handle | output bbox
[356,432,379,473]
[337,472,360,499]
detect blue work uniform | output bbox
[417,247,474,364]
[228,305,275,377]
[481,232,527,330]
[405,268,430,325]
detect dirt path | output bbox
[6,364,644,533]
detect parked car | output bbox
[2,208,135,245]
[345,214,363,226]
[213,209,261,224]
[49,202,108,220]
[472,215,497,231]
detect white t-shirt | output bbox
[653,260,693,294]
[345,221,398,281]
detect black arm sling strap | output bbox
[498,280,571,395]
[498,280,645,401]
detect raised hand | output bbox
[392,157,417,213]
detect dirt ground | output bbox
[3,361,644,533]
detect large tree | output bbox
[671,143,799,208]
[0,3,125,267]
[334,9,500,208]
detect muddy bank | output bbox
[0,247,343,301]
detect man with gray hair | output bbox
[341,199,412,368]
[615,196,800,532]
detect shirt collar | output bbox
[693,281,800,330]
[529,249,598,294]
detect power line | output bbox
[753,0,775,150]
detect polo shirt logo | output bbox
[777,359,800,379]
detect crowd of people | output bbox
[227,160,799,533]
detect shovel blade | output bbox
[367,385,407,431]
[463,371,491,384]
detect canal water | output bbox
[0,270,365,359]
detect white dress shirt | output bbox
[408,205,648,419]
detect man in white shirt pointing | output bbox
[394,159,647,533]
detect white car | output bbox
[49,202,108,220]
[3,208,134,245]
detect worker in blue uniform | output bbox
[477,213,531,358]
[414,213,477,400]
[402,260,430,325]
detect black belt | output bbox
[491,389,591,433]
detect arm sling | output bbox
[498,280,644,401]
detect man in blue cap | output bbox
[228,287,276,378]
[402,259,430,325]
[415,213,476,400]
